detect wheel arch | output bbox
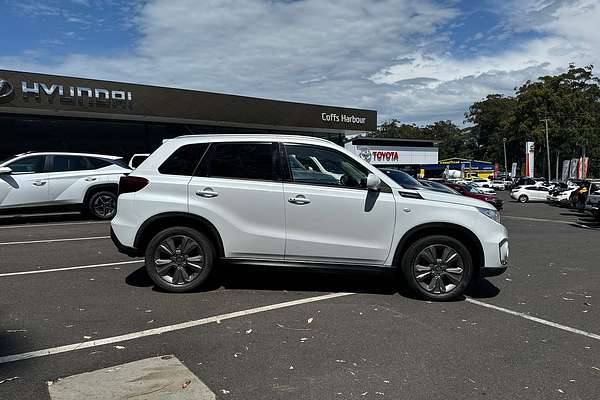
[83,183,119,205]
[392,222,485,271]
[134,212,225,258]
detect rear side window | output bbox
[88,158,112,169]
[50,155,90,172]
[200,142,277,181]
[159,143,209,176]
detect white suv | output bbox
[0,152,130,219]
[111,135,509,300]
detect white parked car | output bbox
[111,135,509,301]
[510,185,550,203]
[0,152,130,219]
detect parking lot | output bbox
[0,192,599,400]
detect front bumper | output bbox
[480,236,509,277]
[482,265,508,277]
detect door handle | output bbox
[196,188,219,198]
[32,180,47,186]
[288,195,311,205]
[85,177,98,181]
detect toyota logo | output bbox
[0,79,14,103]
[358,147,372,163]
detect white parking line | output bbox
[0,292,354,364]
[0,221,108,230]
[0,260,144,277]
[0,236,110,246]
[503,215,590,228]
[466,297,600,340]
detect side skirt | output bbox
[220,258,393,274]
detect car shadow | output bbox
[126,264,501,301]
[465,278,500,299]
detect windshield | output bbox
[381,169,423,189]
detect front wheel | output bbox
[400,235,473,301]
[87,191,117,219]
[518,195,529,203]
[145,227,215,293]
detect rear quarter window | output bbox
[159,143,209,176]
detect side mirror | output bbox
[365,173,381,190]
[0,166,12,175]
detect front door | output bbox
[0,155,49,209]
[282,143,396,265]
[188,142,286,259]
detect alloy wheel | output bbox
[92,194,116,218]
[413,244,464,295]
[153,235,205,285]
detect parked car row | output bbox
[508,176,600,220]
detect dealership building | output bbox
[0,69,377,161]
[345,137,439,175]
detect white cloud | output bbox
[1,0,599,125]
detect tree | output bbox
[464,94,517,164]
[513,64,600,177]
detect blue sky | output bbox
[1,0,598,125]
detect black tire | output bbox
[400,235,473,301]
[87,190,117,219]
[518,195,528,203]
[145,226,215,293]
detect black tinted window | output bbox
[51,155,90,172]
[159,144,209,176]
[88,158,113,169]
[7,155,45,174]
[201,143,276,181]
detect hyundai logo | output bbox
[0,79,14,103]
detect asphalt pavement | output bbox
[0,192,599,399]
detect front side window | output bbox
[50,155,90,172]
[159,144,209,176]
[284,144,369,188]
[200,142,277,181]
[7,155,45,174]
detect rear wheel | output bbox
[518,195,529,203]
[400,235,473,301]
[145,226,215,292]
[87,190,117,219]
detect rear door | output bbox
[0,155,49,208]
[534,186,549,200]
[282,143,396,265]
[188,142,286,259]
[47,155,95,204]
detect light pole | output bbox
[543,118,551,181]
[503,137,508,177]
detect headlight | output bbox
[477,207,500,223]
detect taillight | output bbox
[118,175,148,196]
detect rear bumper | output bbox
[110,227,139,257]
